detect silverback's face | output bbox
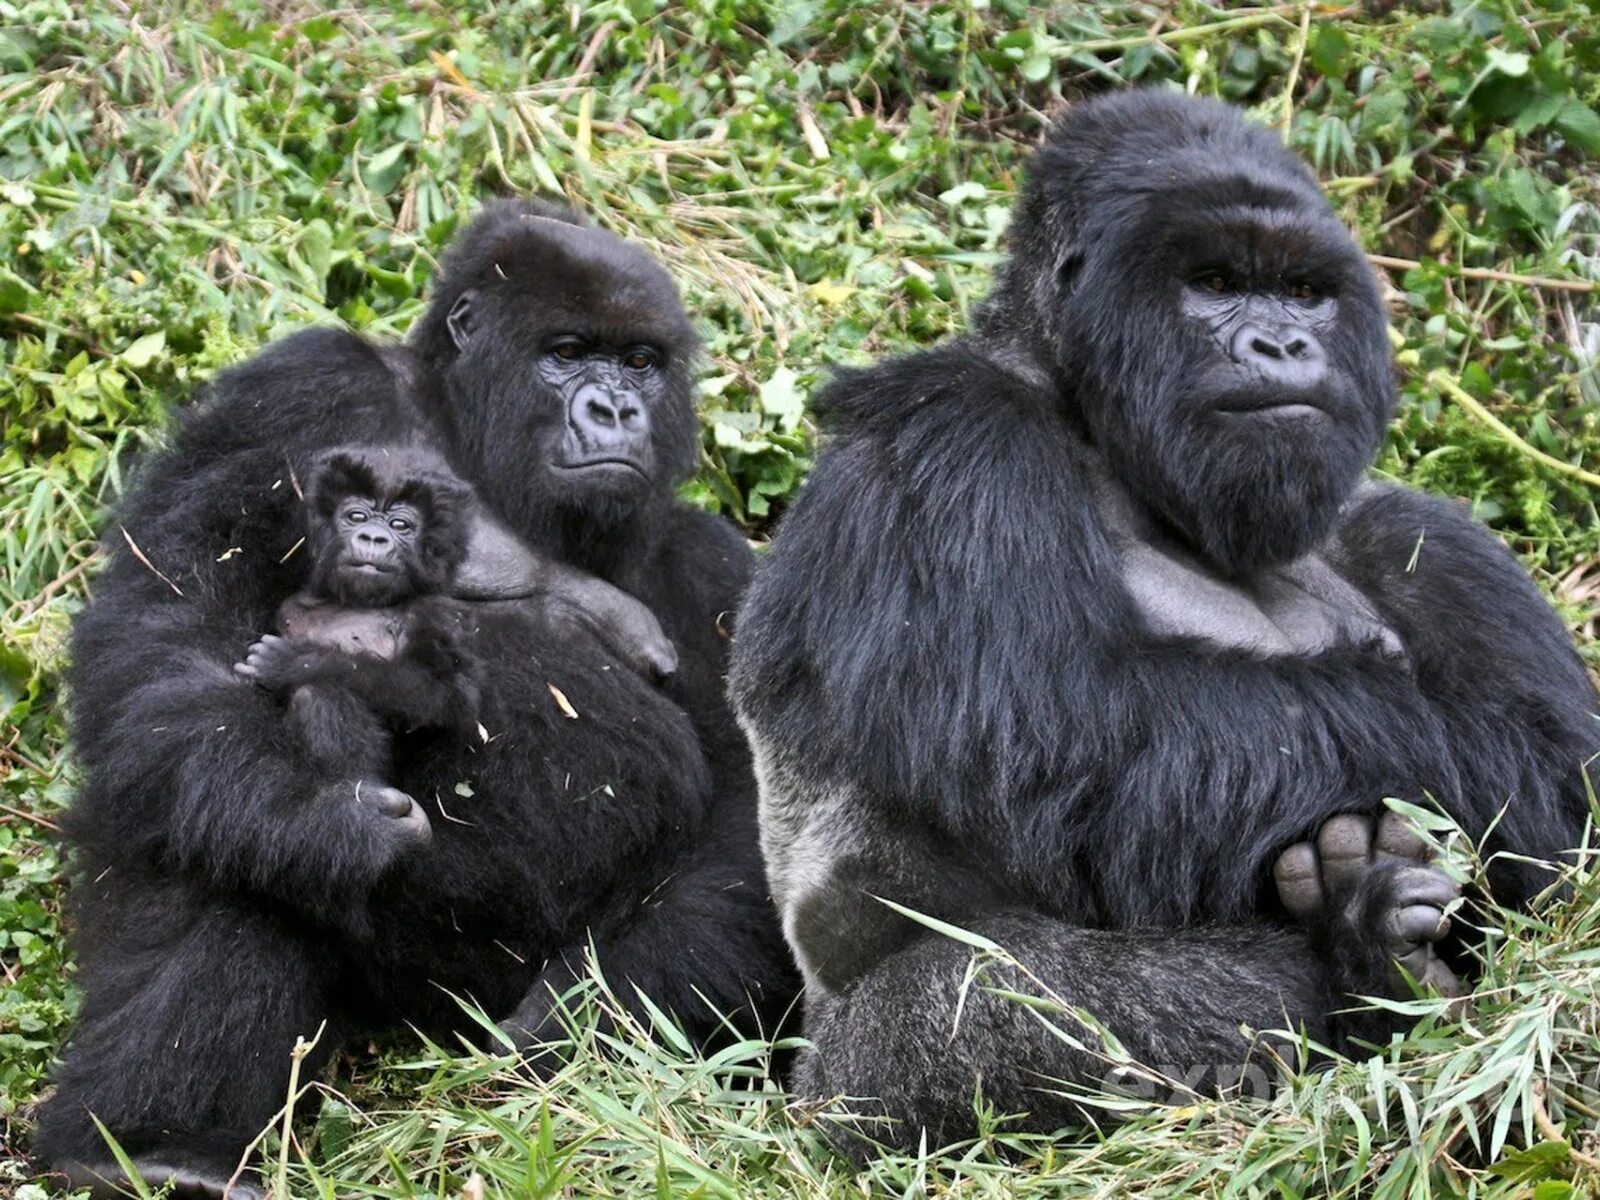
[1053,141,1394,575]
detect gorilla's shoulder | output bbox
[813,339,1058,442]
[764,339,1106,607]
[198,327,393,419]
[809,340,1089,514]
[1336,481,1507,566]
[175,328,400,462]
[1333,481,1578,654]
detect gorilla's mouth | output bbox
[348,561,396,575]
[1205,383,1339,421]
[1215,400,1326,420]
[555,457,649,478]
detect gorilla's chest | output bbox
[1119,541,1403,659]
[279,597,408,657]
[1095,479,1403,660]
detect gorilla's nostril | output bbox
[1284,336,1310,358]
[1249,335,1284,359]
[587,399,617,427]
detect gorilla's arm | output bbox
[67,330,431,932]
[503,510,795,1048]
[1331,485,1599,899]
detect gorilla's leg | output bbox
[797,912,1328,1155]
[801,822,1467,1155]
[33,885,339,1199]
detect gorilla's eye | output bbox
[1286,280,1323,303]
[1201,272,1233,295]
[345,508,368,523]
[389,517,413,534]
[624,349,658,371]
[550,341,584,362]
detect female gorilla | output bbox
[732,92,1599,1150]
[36,203,793,1198]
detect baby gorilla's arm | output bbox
[541,564,678,681]
[452,507,676,680]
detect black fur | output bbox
[35,201,795,1194]
[731,91,1599,1151]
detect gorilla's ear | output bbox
[446,291,477,352]
[1054,245,1085,295]
[403,471,475,581]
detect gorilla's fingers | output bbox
[1390,863,1461,911]
[232,661,257,678]
[354,780,431,843]
[1394,940,1469,1009]
[1375,810,1431,862]
[1387,903,1451,950]
[359,782,415,818]
[365,784,400,817]
[1273,843,1324,920]
[647,637,679,683]
[1419,957,1471,1003]
[1316,814,1372,893]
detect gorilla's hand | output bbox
[349,778,432,840]
[452,508,676,681]
[1274,812,1465,1002]
[326,778,433,860]
[268,778,432,942]
[234,634,333,692]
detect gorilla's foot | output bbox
[58,1157,265,1200]
[1273,811,1466,1001]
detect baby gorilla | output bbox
[234,447,482,836]
[236,446,678,834]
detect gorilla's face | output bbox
[1067,178,1392,575]
[414,205,700,548]
[304,447,472,607]
[988,95,1396,577]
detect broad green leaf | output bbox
[120,331,166,369]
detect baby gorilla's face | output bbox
[319,492,425,606]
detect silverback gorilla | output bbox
[731,91,1600,1150]
[37,202,794,1197]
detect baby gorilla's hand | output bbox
[1274,811,1465,1005]
[544,585,678,683]
[234,633,323,691]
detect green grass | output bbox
[1,0,1598,1195]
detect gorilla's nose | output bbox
[571,384,650,449]
[1230,323,1327,387]
[355,527,392,549]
